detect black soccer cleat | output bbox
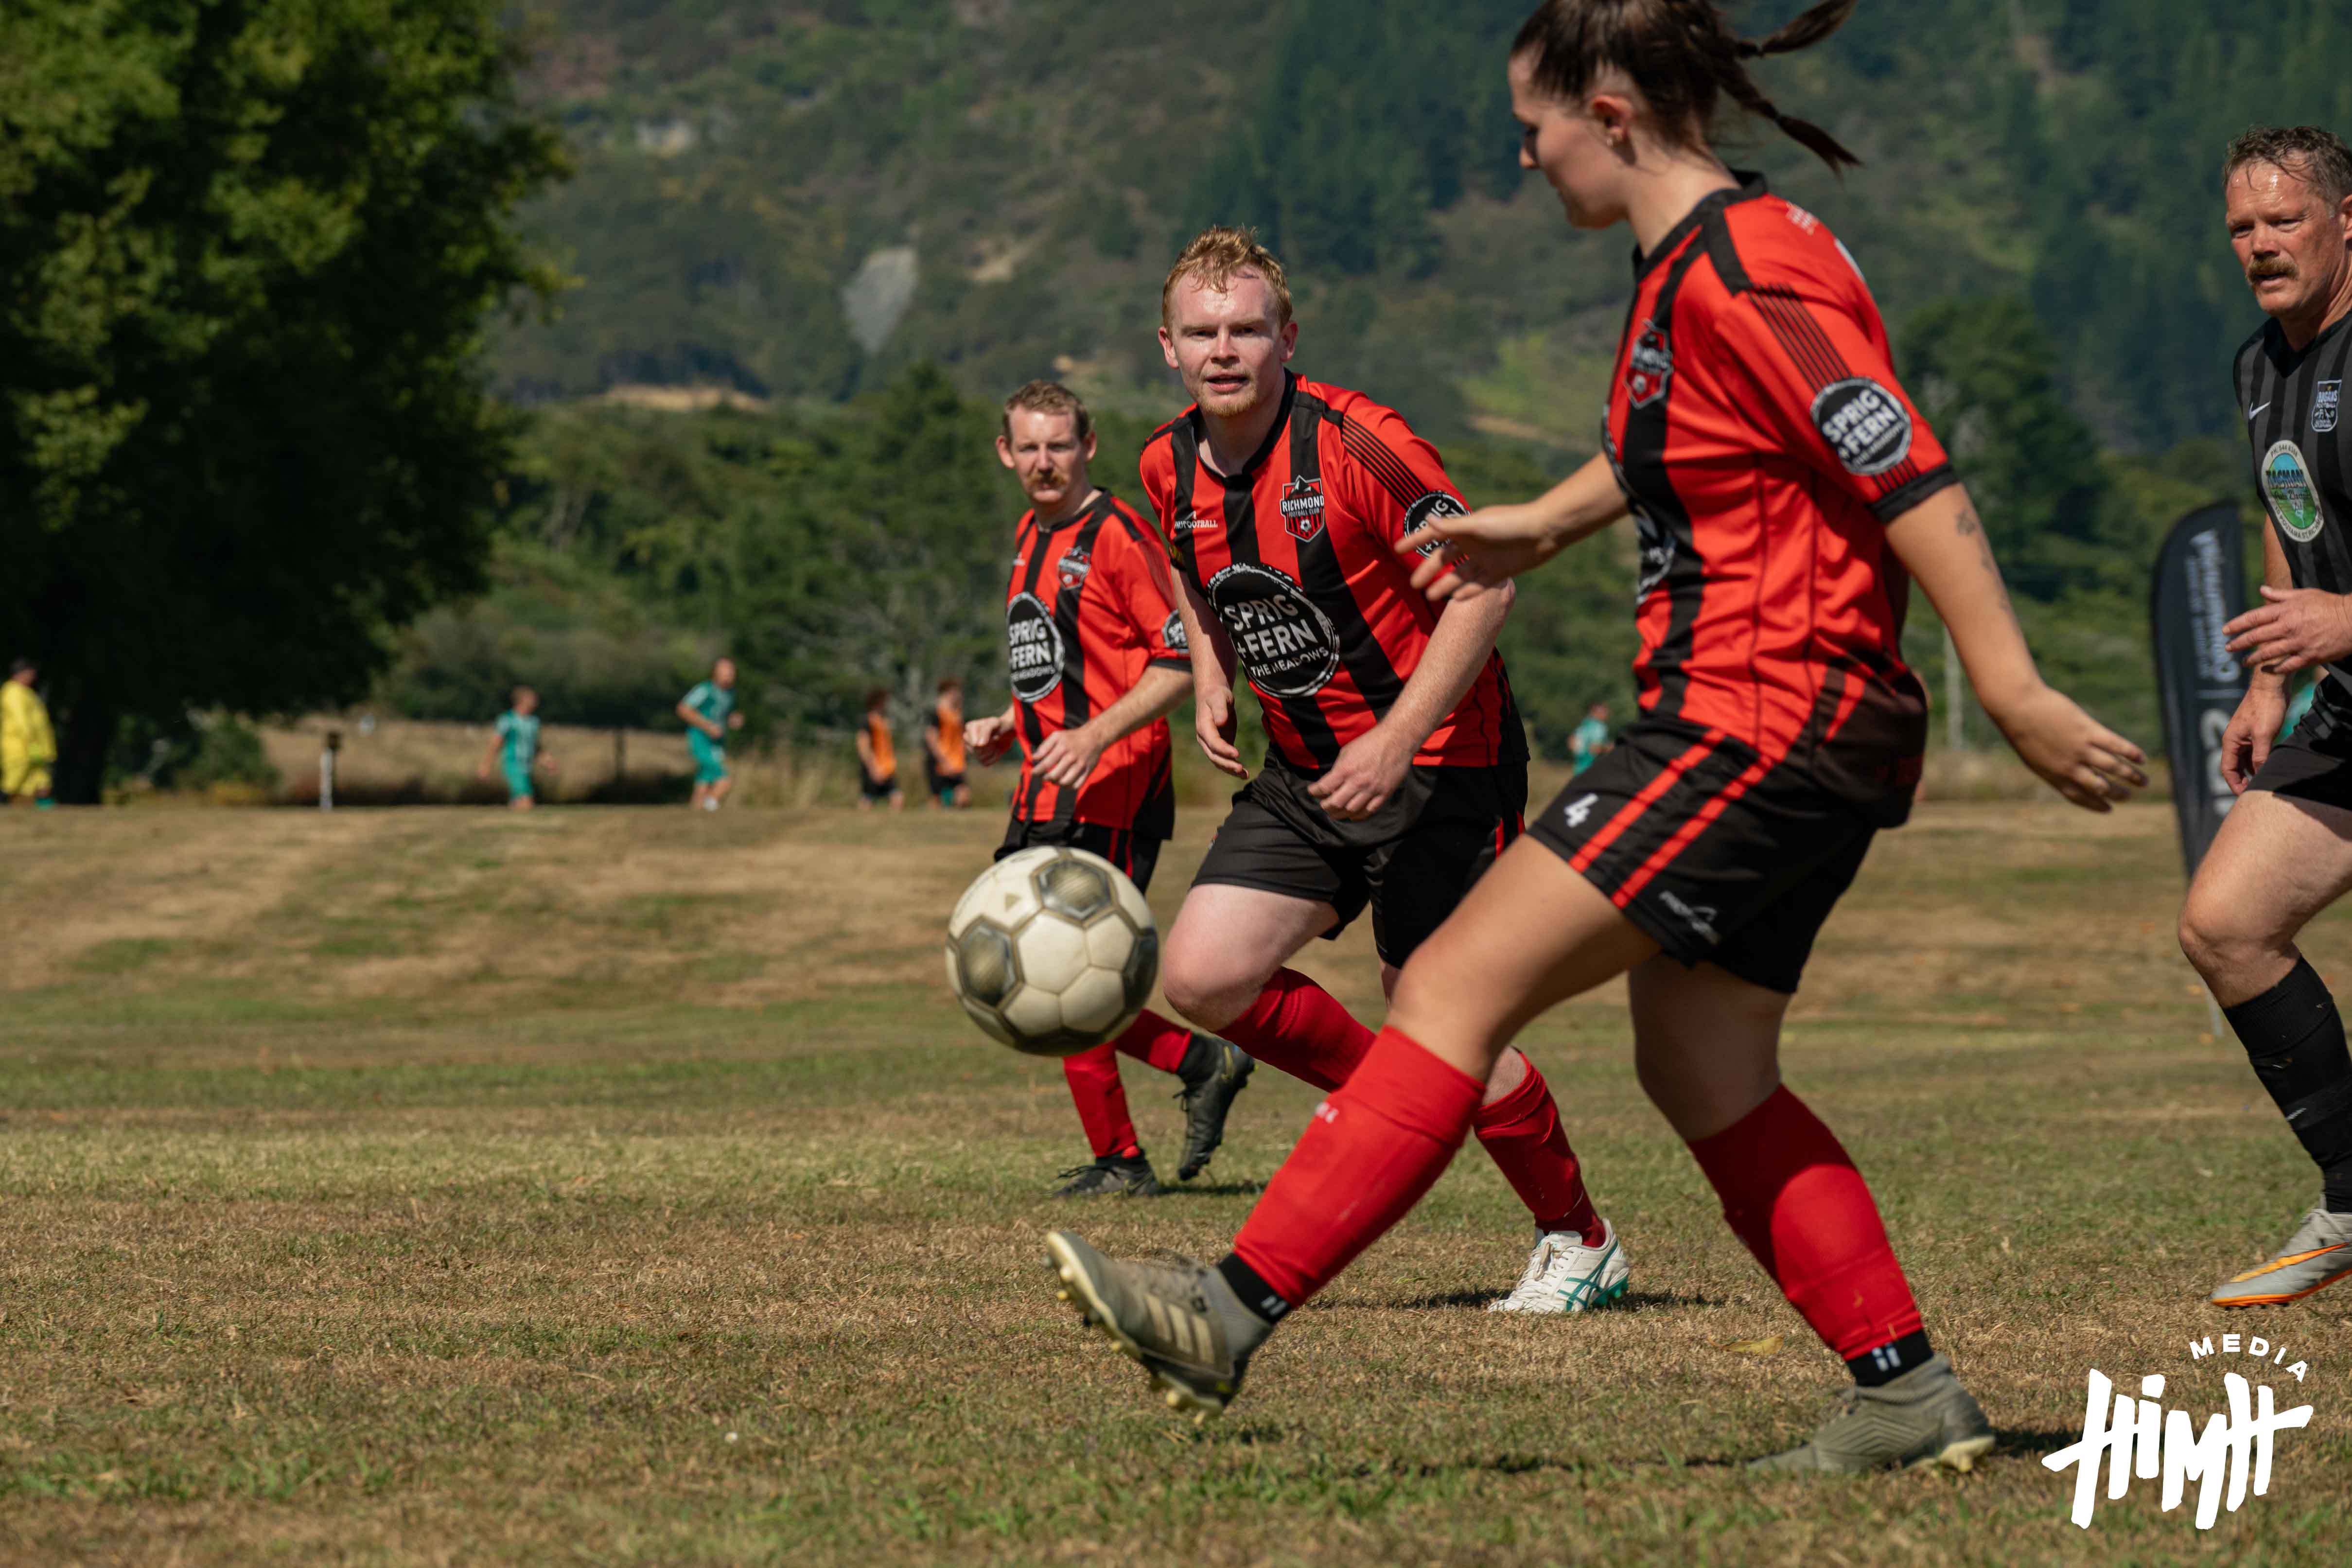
[1174,1036,1254,1182]
[1053,1156,1163,1198]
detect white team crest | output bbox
[2316,381,2341,435]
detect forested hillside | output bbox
[499,0,2350,448]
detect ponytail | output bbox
[1513,0,1863,176]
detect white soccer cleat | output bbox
[1489,1218,1630,1314]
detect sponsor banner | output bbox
[2149,502,2248,875]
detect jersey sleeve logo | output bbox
[1056,546,1092,591]
[1279,475,1327,542]
[1627,320,1673,407]
[1208,562,1340,698]
[2316,381,2341,435]
[1810,377,1914,477]
[2264,441,2325,542]
[1402,492,1467,557]
[1161,611,1189,653]
[1005,592,1066,703]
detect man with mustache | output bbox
[968,380,1256,1196]
[2180,125,2352,1307]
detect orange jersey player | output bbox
[1044,0,2144,1469]
[965,380,1255,1197]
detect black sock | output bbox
[2224,959,2352,1213]
[1848,1329,1935,1388]
[1214,1253,1292,1326]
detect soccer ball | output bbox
[945,847,1158,1057]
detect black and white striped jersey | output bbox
[2236,311,2352,599]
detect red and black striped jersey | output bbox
[1140,375,1526,773]
[1004,491,1186,837]
[1605,173,1946,804]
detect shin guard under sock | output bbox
[1685,1085,1925,1364]
[1227,1027,1485,1308]
[1474,1055,1600,1240]
[1112,1009,1197,1076]
[1217,968,1374,1092]
[1061,1043,1141,1161]
[2224,958,2352,1212]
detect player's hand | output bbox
[2225,586,2352,675]
[1195,686,1248,779]
[965,714,1016,767]
[2220,682,2290,795]
[1397,501,1566,603]
[1310,723,1414,822]
[1032,722,1106,789]
[728,713,744,731]
[1986,684,2148,813]
[475,761,491,781]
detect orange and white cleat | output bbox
[2211,1206,2352,1307]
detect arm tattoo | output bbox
[1953,502,2020,623]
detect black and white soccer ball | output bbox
[944,846,1159,1057]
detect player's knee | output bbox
[1158,938,1251,1031]
[2178,891,2262,979]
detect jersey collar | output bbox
[1190,372,1298,483]
[1031,489,1113,533]
[1631,169,1770,283]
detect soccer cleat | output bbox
[1052,1157,1163,1198]
[2211,1206,2352,1307]
[1749,1354,1997,1474]
[1045,1231,1250,1420]
[1488,1218,1631,1314]
[1174,1037,1255,1181]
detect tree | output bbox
[0,0,565,799]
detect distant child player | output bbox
[927,678,971,809]
[857,689,904,810]
[1569,699,1613,775]
[476,686,556,809]
[678,658,744,810]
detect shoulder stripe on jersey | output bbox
[1747,282,1925,493]
[1338,417,1433,507]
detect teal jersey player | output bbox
[678,658,744,810]
[1570,710,1613,775]
[478,687,551,810]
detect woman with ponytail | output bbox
[1044,0,2145,1472]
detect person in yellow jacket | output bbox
[2,659,57,807]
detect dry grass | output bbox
[0,800,2347,1565]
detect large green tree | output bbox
[0,0,565,799]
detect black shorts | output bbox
[1527,720,1888,995]
[860,769,899,801]
[1192,755,1527,968]
[2252,679,2352,812]
[998,817,1164,896]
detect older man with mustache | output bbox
[2180,124,2352,1309]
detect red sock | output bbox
[1061,1043,1141,1161]
[1474,1057,1599,1240]
[1217,969,1373,1092]
[1229,1027,1485,1306]
[1111,1009,1194,1075]
[1685,1085,1924,1361]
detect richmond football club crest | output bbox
[1056,546,1092,591]
[1626,320,1673,407]
[1280,475,1327,542]
[2316,382,2342,435]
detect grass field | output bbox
[1,799,2346,1565]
